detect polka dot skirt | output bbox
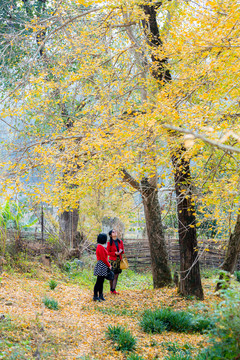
[94,260,108,277]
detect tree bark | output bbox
[59,207,79,249]
[140,3,204,299]
[172,148,204,299]
[215,213,240,291]
[122,170,172,287]
[141,178,172,287]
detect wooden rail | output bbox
[123,238,240,270]
[4,230,240,271]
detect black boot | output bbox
[93,296,100,301]
[99,294,105,301]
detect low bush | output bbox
[106,324,122,342]
[235,271,240,282]
[197,287,240,360]
[191,316,213,333]
[140,308,211,334]
[162,342,193,354]
[48,279,58,290]
[162,341,194,359]
[198,341,239,360]
[127,354,145,360]
[106,324,136,352]
[43,297,59,310]
[165,354,192,360]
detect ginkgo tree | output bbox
[0,0,239,295]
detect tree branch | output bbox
[163,124,240,154]
[121,169,141,191]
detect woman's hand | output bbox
[115,249,122,255]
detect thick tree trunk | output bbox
[216,213,240,291]
[172,149,204,299]
[59,207,79,249]
[139,4,203,297]
[141,178,172,287]
[122,169,172,287]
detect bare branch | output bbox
[163,124,240,154]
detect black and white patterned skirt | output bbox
[94,260,108,277]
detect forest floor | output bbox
[0,261,223,360]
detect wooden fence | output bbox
[3,230,240,271]
[124,238,240,270]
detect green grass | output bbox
[200,268,220,279]
[127,354,145,360]
[63,258,153,291]
[161,341,195,359]
[235,271,240,282]
[0,315,63,359]
[0,317,33,359]
[164,354,192,360]
[94,305,137,317]
[119,269,153,290]
[197,286,240,360]
[140,308,212,334]
[106,325,136,352]
[43,297,59,310]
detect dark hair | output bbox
[109,229,119,246]
[109,229,114,245]
[97,233,107,244]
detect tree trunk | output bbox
[59,207,79,249]
[216,213,240,291]
[172,148,204,299]
[139,4,203,298]
[141,178,172,287]
[122,169,172,287]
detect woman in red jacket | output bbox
[93,233,111,301]
[107,229,124,294]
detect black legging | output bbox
[110,273,119,291]
[94,276,105,297]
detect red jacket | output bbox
[96,244,110,267]
[107,239,124,261]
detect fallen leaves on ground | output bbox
[0,270,217,359]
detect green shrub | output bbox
[235,271,240,282]
[63,261,72,273]
[117,331,137,352]
[165,354,192,360]
[106,324,136,352]
[43,297,59,310]
[162,341,194,359]
[198,340,239,360]
[197,287,240,359]
[127,354,145,360]
[106,324,122,341]
[48,279,58,290]
[140,309,167,333]
[140,308,189,333]
[191,316,213,333]
[140,308,211,334]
